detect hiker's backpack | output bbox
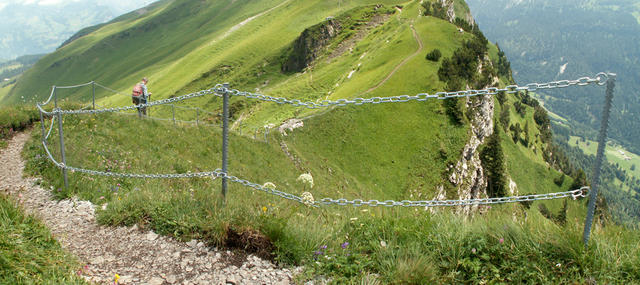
[132,84,143,97]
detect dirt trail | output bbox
[361,23,424,95]
[0,132,297,285]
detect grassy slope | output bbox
[0,194,86,284]
[12,0,640,282]
[569,136,640,179]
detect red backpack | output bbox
[132,83,143,97]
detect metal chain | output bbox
[39,84,225,116]
[41,138,589,208]
[38,73,607,115]
[220,173,313,206]
[41,141,310,205]
[54,81,95,89]
[93,82,130,97]
[45,115,56,140]
[318,187,589,208]
[42,140,224,179]
[226,73,608,109]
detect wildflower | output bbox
[262,206,268,213]
[321,245,327,250]
[114,274,120,284]
[499,238,504,244]
[341,242,349,249]
[297,173,314,189]
[380,240,387,248]
[556,263,561,267]
[301,192,314,207]
[263,182,276,189]
[471,248,477,254]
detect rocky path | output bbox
[0,132,299,285]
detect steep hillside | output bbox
[466,0,640,154]
[0,0,152,60]
[13,0,640,282]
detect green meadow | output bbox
[3,0,639,282]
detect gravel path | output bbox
[0,132,300,285]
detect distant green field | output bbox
[0,84,12,101]
[569,136,640,179]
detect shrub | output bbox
[425,49,442,62]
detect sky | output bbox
[0,0,155,14]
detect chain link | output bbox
[42,137,589,208]
[318,187,589,208]
[38,73,607,115]
[41,140,311,206]
[39,85,225,116]
[226,73,609,109]
[35,74,604,208]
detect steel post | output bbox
[583,74,616,248]
[38,106,45,143]
[56,110,69,188]
[196,108,200,127]
[221,83,230,202]
[172,104,176,126]
[92,81,95,110]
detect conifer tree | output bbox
[481,123,507,197]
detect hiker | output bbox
[132,77,152,117]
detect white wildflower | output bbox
[301,192,314,207]
[262,182,276,189]
[297,173,314,189]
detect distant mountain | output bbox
[466,0,640,154]
[0,0,154,60]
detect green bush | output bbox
[425,48,442,62]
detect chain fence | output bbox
[36,73,611,209]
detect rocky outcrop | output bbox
[449,92,495,215]
[281,19,342,73]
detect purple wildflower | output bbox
[341,242,349,249]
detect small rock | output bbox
[90,256,104,265]
[226,277,237,285]
[148,277,165,285]
[166,275,177,284]
[186,240,198,247]
[146,231,158,241]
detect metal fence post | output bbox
[53,87,58,109]
[264,126,268,143]
[56,109,69,189]
[38,107,46,143]
[92,81,96,110]
[583,73,616,248]
[172,104,176,126]
[221,83,230,202]
[196,108,200,127]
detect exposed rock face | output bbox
[440,0,475,26]
[449,92,495,215]
[281,19,342,73]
